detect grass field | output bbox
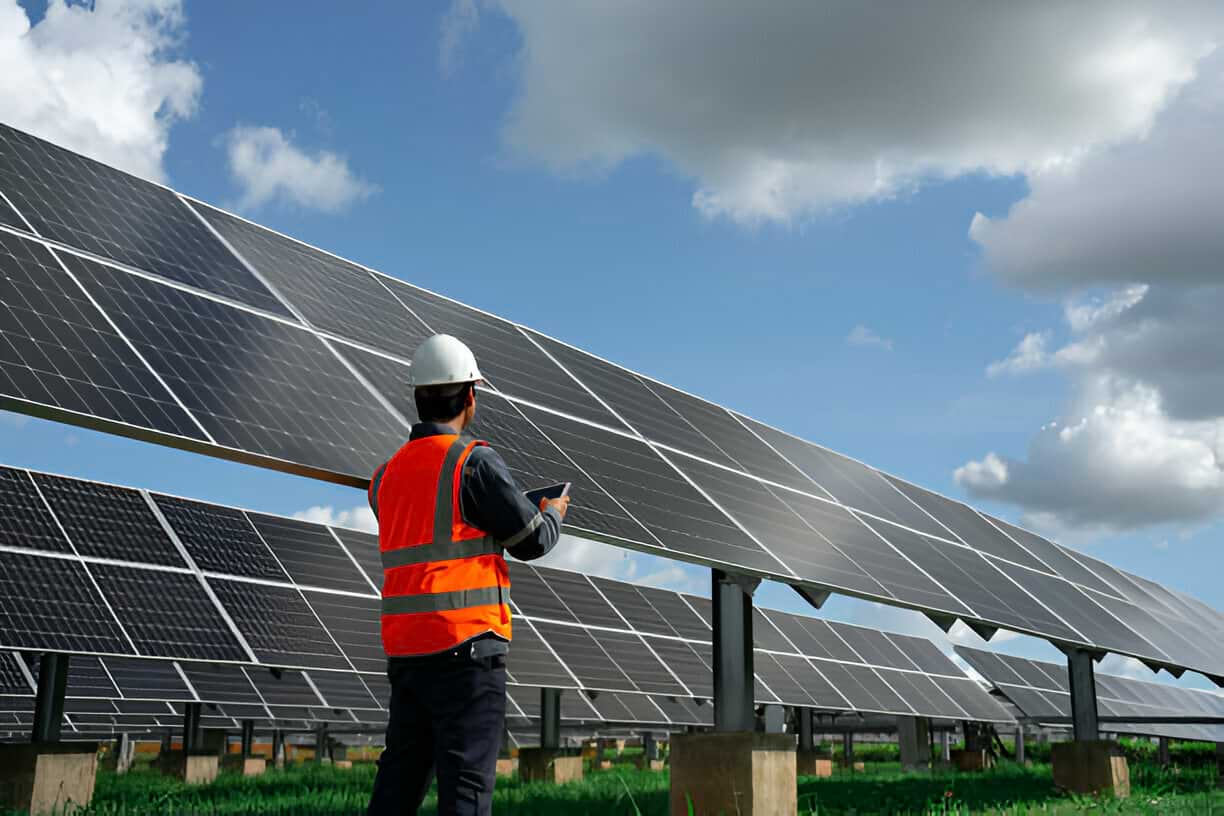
[9,756,1221,815]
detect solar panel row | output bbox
[956,646,1224,743]
[0,464,1009,732]
[1,122,1221,680]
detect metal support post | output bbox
[31,653,69,743]
[314,723,328,764]
[272,729,285,766]
[798,708,814,753]
[1157,737,1170,766]
[541,688,562,749]
[1015,726,1026,764]
[842,732,853,764]
[712,569,754,732]
[642,731,658,761]
[116,732,133,774]
[183,702,203,754]
[1067,648,1099,741]
[241,719,255,757]
[940,729,950,762]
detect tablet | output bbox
[524,482,571,508]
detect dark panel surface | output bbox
[531,621,633,692]
[784,658,853,709]
[589,630,685,695]
[0,231,203,439]
[304,671,380,710]
[0,124,288,315]
[0,653,29,694]
[245,668,321,707]
[589,577,674,637]
[33,474,183,566]
[984,515,1118,595]
[331,344,418,426]
[939,676,1014,722]
[0,550,129,654]
[104,657,192,701]
[646,637,712,699]
[153,494,286,580]
[380,279,622,428]
[535,567,624,630]
[69,255,406,478]
[247,514,371,594]
[210,579,348,670]
[88,564,245,661]
[503,620,574,688]
[0,466,68,553]
[508,562,576,622]
[300,591,383,674]
[178,663,256,704]
[330,528,381,589]
[524,330,738,466]
[885,633,961,676]
[636,586,711,641]
[830,624,913,670]
[753,651,810,706]
[752,609,797,653]
[194,203,431,355]
[43,656,119,699]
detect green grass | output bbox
[6,757,1221,815]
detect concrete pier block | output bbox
[495,757,518,777]
[1052,741,1129,799]
[0,743,99,815]
[950,749,993,772]
[670,732,796,816]
[219,756,266,777]
[518,749,583,784]
[796,752,832,777]
[159,751,220,785]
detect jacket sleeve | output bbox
[460,446,562,561]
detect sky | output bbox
[2,0,1224,691]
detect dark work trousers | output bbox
[367,650,506,815]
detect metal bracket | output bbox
[924,613,957,633]
[716,571,762,596]
[967,622,998,642]
[793,585,830,609]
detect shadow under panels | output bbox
[65,253,406,480]
[0,230,204,441]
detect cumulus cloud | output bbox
[533,534,704,592]
[845,325,893,351]
[0,0,201,182]
[224,125,378,213]
[986,332,1050,377]
[459,1,1223,223]
[293,504,378,534]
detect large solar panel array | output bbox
[0,464,1010,742]
[956,647,1224,743]
[2,122,1222,681]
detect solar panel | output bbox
[586,630,685,696]
[508,562,577,623]
[103,657,192,701]
[246,514,371,594]
[754,651,812,706]
[0,550,129,654]
[829,623,914,670]
[503,620,575,688]
[0,230,205,440]
[0,124,288,315]
[782,658,851,709]
[299,590,384,673]
[329,528,381,590]
[28,655,118,699]
[208,579,349,671]
[532,567,625,630]
[152,494,287,581]
[635,586,711,641]
[245,667,322,708]
[645,638,712,699]
[305,670,380,710]
[588,577,675,637]
[87,563,246,661]
[0,653,30,694]
[0,465,69,553]
[32,474,184,566]
[529,621,633,692]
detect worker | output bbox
[365,334,569,816]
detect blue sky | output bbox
[3,1,1224,689]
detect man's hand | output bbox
[540,495,570,520]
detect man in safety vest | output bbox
[365,334,569,815]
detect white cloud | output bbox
[986,332,1050,377]
[438,0,478,77]
[223,125,378,213]
[532,534,704,593]
[0,0,201,182]
[845,325,893,352]
[293,504,378,534]
[462,1,1223,223]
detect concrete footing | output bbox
[1052,741,1129,799]
[950,749,993,772]
[795,752,832,778]
[159,751,220,785]
[219,756,266,777]
[0,743,99,815]
[333,760,352,770]
[670,732,796,816]
[518,749,583,784]
[495,757,518,777]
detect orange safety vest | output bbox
[369,434,511,657]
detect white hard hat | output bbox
[410,334,483,387]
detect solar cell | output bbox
[879,669,960,718]
[810,660,881,712]
[209,579,349,671]
[153,494,287,581]
[32,474,184,566]
[589,577,676,637]
[829,623,914,670]
[588,630,685,695]
[246,514,371,594]
[0,653,29,694]
[0,124,288,315]
[523,330,738,466]
[751,608,797,653]
[533,567,625,630]
[379,279,623,429]
[299,591,384,674]
[508,562,576,622]
[635,586,711,641]
[844,664,913,714]
[303,670,380,710]
[0,550,129,654]
[683,595,713,629]
[178,663,256,704]
[0,231,204,440]
[737,416,950,538]
[753,651,811,706]
[28,655,118,699]
[103,657,192,701]
[774,653,849,709]
[87,563,246,661]
[329,528,381,590]
[1085,590,1220,674]
[0,466,69,553]
[503,620,575,688]
[584,691,637,723]
[68,254,406,479]
[530,621,633,692]
[519,406,783,573]
[191,202,433,356]
[246,668,322,708]
[329,343,418,426]
[644,638,712,698]
[884,633,961,676]
[983,515,1118,595]
[939,676,1014,722]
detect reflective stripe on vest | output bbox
[378,435,512,654]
